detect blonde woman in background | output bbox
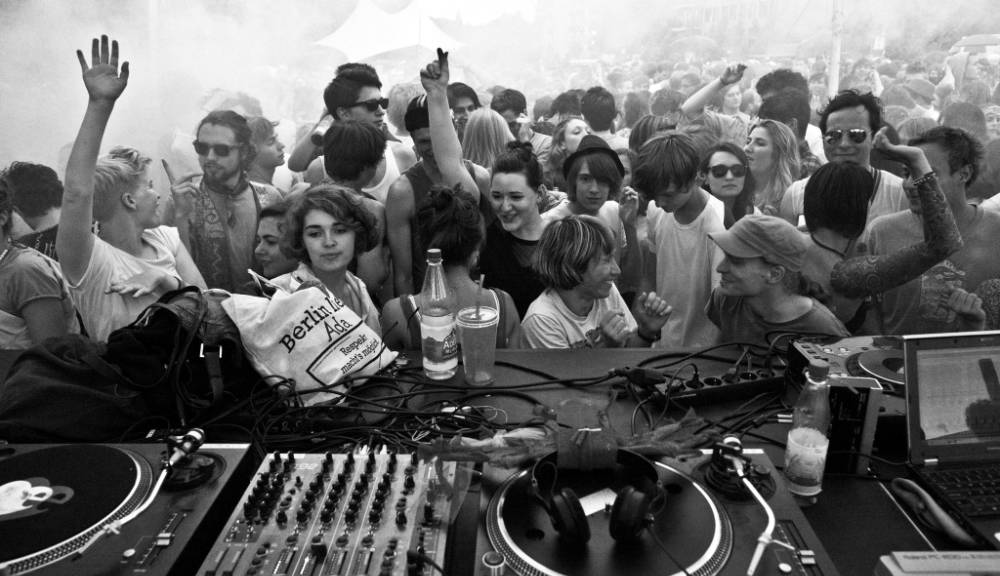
[744,118,799,216]
[462,108,515,174]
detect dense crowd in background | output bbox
[2,33,999,353]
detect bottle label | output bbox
[420,314,458,369]
[784,427,829,497]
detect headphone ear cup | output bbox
[610,485,652,542]
[550,488,591,545]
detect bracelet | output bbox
[911,171,937,188]
[637,328,662,342]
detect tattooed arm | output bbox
[830,129,963,298]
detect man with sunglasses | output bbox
[168,110,283,293]
[289,63,415,205]
[777,90,908,233]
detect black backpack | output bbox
[0,287,266,442]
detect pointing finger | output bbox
[162,159,177,185]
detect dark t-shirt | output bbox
[478,221,545,318]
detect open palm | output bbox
[77,35,129,102]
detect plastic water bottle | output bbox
[419,249,457,380]
[784,359,831,506]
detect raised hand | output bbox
[720,64,747,87]
[631,291,672,335]
[162,159,199,222]
[76,35,129,103]
[419,48,450,93]
[872,127,933,176]
[620,186,639,227]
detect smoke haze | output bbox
[2,0,999,182]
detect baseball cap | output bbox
[708,214,809,272]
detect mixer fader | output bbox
[198,448,458,576]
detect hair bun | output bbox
[506,140,535,161]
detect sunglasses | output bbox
[352,98,389,112]
[708,164,747,178]
[823,128,868,145]
[192,141,241,157]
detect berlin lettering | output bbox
[279,297,352,352]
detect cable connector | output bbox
[612,366,666,389]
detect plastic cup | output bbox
[456,306,499,386]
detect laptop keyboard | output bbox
[924,465,1000,517]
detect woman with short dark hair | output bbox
[271,185,381,332]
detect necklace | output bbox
[0,239,11,266]
[810,234,846,258]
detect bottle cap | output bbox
[426,248,442,263]
[807,359,830,380]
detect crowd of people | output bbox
[2,33,999,354]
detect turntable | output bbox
[0,443,252,576]
[789,336,904,394]
[477,448,838,576]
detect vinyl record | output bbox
[0,445,153,573]
[857,349,906,386]
[486,460,731,576]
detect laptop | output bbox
[904,330,1000,549]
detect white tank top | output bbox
[363,147,400,205]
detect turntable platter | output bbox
[487,462,731,576]
[857,349,905,387]
[0,444,153,573]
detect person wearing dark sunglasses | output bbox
[288,62,416,204]
[167,109,283,293]
[777,90,909,233]
[698,142,756,229]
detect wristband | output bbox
[911,171,937,188]
[637,328,662,342]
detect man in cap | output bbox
[707,214,849,347]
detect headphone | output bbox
[528,449,662,546]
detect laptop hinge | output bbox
[925,458,938,467]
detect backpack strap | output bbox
[491,288,508,348]
[400,294,422,349]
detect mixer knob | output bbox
[404,475,416,491]
[423,502,434,524]
[296,509,309,523]
[395,511,407,526]
[276,509,287,524]
[369,509,381,524]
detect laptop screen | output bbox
[905,331,1000,463]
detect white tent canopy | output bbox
[316,1,462,62]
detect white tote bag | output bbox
[222,286,397,405]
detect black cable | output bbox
[648,526,692,576]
